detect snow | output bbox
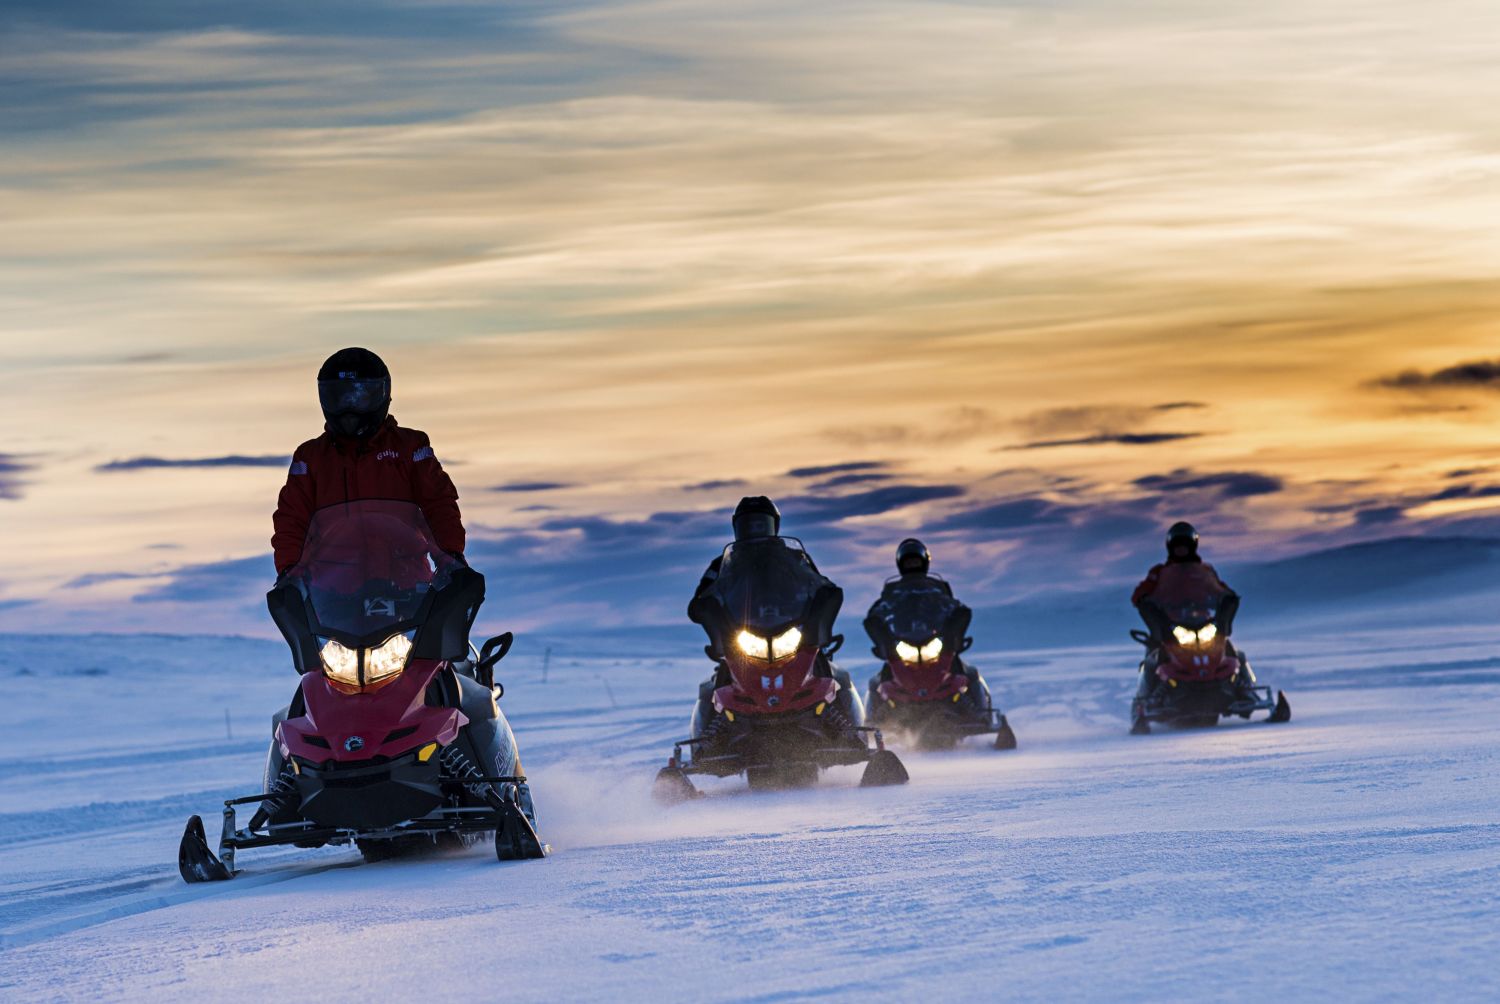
[3,624,1500,1001]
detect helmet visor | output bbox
[734,513,778,540]
[319,377,389,415]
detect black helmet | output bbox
[1166,521,1199,559]
[896,537,930,575]
[318,347,390,439]
[732,496,781,541]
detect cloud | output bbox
[1133,469,1284,499]
[683,478,748,492]
[0,454,34,501]
[490,480,570,493]
[781,483,965,523]
[1003,432,1203,451]
[812,472,892,488]
[1375,360,1500,391]
[929,497,1069,532]
[96,455,289,472]
[131,554,274,604]
[786,461,887,478]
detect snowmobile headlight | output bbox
[919,637,944,661]
[770,626,802,661]
[319,638,360,685]
[1171,625,1198,646]
[1197,622,1218,644]
[894,641,921,663]
[736,629,769,660]
[364,631,415,683]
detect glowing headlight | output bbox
[319,638,360,685]
[365,631,414,683]
[1171,624,1219,647]
[894,641,920,663]
[919,637,944,661]
[736,629,767,660]
[737,627,802,662]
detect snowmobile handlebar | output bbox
[1130,629,1154,647]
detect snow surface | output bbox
[3,625,1500,1001]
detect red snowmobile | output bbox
[654,537,909,800]
[178,500,547,882]
[1130,595,1290,734]
[865,577,1017,751]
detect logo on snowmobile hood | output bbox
[344,736,365,752]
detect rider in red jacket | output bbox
[272,347,465,574]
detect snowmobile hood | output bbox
[278,658,466,764]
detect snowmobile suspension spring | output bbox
[249,764,298,831]
[821,704,857,735]
[440,746,507,808]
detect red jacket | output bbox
[1132,560,1231,607]
[271,417,465,574]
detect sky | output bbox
[4,0,1500,638]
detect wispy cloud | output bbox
[490,480,570,493]
[96,455,289,472]
[0,454,34,501]
[1375,360,1500,392]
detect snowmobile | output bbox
[179,500,547,883]
[1129,597,1290,734]
[865,577,1017,751]
[654,537,909,801]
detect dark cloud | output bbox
[96,455,288,472]
[0,454,33,501]
[1154,401,1208,412]
[683,478,748,492]
[1447,467,1493,480]
[1376,360,1500,391]
[1426,483,1500,503]
[781,484,965,523]
[490,481,569,493]
[929,498,1069,532]
[1133,469,1284,499]
[1003,432,1203,451]
[65,571,147,590]
[786,461,887,478]
[812,472,892,489]
[1353,506,1407,527]
[131,555,274,604]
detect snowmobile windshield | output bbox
[1156,600,1219,629]
[712,536,823,633]
[878,581,960,643]
[287,500,459,643]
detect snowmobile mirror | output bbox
[266,580,321,675]
[412,566,486,662]
[476,632,513,690]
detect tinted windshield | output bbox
[877,580,959,641]
[288,500,459,641]
[712,536,823,632]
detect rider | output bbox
[259,349,507,816]
[686,496,846,733]
[272,346,465,576]
[863,538,973,674]
[862,539,991,710]
[1131,521,1249,711]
